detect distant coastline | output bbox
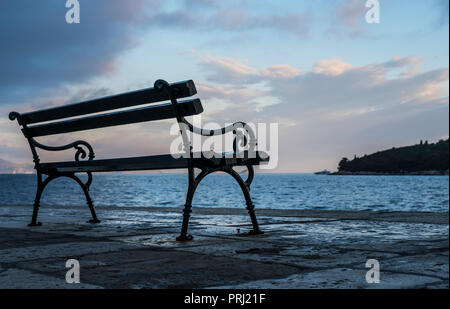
[333,139,449,176]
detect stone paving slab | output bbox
[381,254,449,279]
[209,268,443,289]
[0,240,139,263]
[0,205,448,289]
[0,269,103,289]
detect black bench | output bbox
[9,79,269,241]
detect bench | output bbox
[9,79,269,241]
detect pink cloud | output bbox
[313,59,354,76]
[200,56,300,83]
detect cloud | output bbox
[260,65,302,79]
[0,0,158,104]
[381,56,423,77]
[327,0,368,37]
[338,0,366,28]
[0,158,33,174]
[313,59,355,76]
[147,5,311,38]
[195,82,271,104]
[195,55,449,171]
[271,57,447,115]
[0,0,310,108]
[187,55,447,121]
[200,56,301,84]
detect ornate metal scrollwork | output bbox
[74,145,90,161]
[31,139,95,161]
[179,118,258,154]
[233,128,249,152]
[8,111,21,122]
[31,139,95,189]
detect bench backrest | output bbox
[10,80,202,137]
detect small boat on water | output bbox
[314,170,331,175]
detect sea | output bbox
[0,173,448,212]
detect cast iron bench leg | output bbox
[176,168,198,241]
[28,172,100,226]
[177,167,210,241]
[176,166,263,241]
[29,193,43,227]
[68,173,101,224]
[177,202,194,241]
[246,202,263,235]
[226,167,263,235]
[28,173,53,227]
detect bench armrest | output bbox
[32,139,95,161]
[180,118,257,153]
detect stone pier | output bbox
[0,205,448,289]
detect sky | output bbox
[0,0,448,173]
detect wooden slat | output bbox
[40,154,189,173]
[39,151,270,173]
[25,99,203,137]
[21,80,197,125]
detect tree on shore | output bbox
[337,139,449,173]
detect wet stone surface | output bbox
[0,205,448,289]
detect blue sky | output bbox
[0,0,448,172]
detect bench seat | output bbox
[40,151,269,173]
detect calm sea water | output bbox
[0,174,448,212]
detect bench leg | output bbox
[29,184,43,227]
[85,193,100,224]
[177,202,194,241]
[29,173,54,227]
[28,172,100,226]
[246,201,263,235]
[226,167,263,235]
[177,181,196,241]
[177,169,209,241]
[69,174,100,224]
[176,166,263,240]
